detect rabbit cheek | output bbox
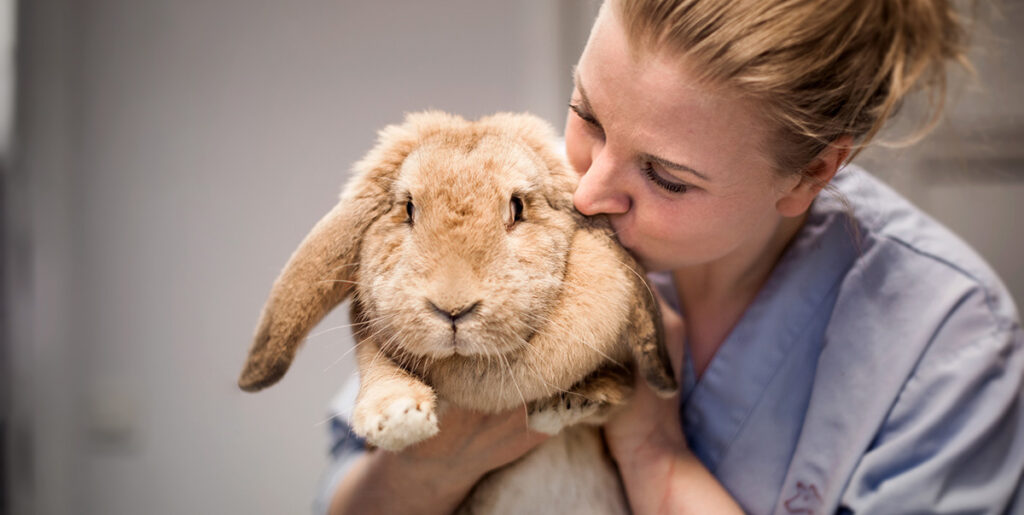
[352,230,430,352]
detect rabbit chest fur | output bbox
[238,111,677,514]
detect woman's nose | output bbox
[573,148,631,216]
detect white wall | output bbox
[9,1,1021,514]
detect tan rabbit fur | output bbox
[238,111,677,514]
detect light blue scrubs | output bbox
[314,165,1024,515]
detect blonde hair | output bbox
[614,0,971,174]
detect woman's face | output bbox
[566,7,800,273]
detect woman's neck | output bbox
[672,212,807,378]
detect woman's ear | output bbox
[776,135,854,218]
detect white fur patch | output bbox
[458,426,629,515]
[528,396,602,435]
[353,396,438,451]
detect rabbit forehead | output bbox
[398,133,543,196]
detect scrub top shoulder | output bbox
[650,164,1023,515]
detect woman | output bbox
[319,1,1024,513]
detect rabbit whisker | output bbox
[320,313,397,374]
[361,313,401,347]
[380,331,411,380]
[317,278,368,287]
[311,370,360,427]
[497,351,528,425]
[322,339,364,374]
[511,333,587,399]
[309,262,361,284]
[308,312,395,342]
[520,314,626,369]
[608,255,658,306]
[312,411,342,428]
[363,318,404,374]
[317,263,363,285]
[323,262,361,274]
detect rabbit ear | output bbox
[237,112,457,392]
[237,200,383,392]
[625,257,679,398]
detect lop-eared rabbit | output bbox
[239,111,677,514]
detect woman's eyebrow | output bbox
[574,68,711,183]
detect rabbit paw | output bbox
[527,393,602,435]
[353,394,439,451]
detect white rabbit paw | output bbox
[527,393,602,435]
[353,395,439,451]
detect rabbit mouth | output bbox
[443,327,519,357]
[406,318,531,360]
[449,333,475,357]
[360,297,533,361]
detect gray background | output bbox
[5,1,1021,514]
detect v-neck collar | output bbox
[652,197,860,472]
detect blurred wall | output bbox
[858,1,1024,305]
[7,1,1021,515]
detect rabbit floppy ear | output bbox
[624,256,679,397]
[238,111,462,392]
[237,200,382,392]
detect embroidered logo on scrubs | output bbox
[784,481,822,514]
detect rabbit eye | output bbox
[405,200,415,224]
[507,196,524,227]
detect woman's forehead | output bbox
[576,7,775,182]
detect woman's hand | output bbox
[393,402,550,486]
[329,404,548,515]
[604,294,688,480]
[603,295,744,515]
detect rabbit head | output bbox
[354,114,582,362]
[238,111,676,406]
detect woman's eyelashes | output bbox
[569,103,602,132]
[642,163,689,193]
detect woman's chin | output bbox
[611,227,674,272]
[627,247,671,273]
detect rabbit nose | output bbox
[428,300,480,324]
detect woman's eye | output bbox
[569,103,602,130]
[642,164,689,194]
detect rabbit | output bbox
[238,110,678,514]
